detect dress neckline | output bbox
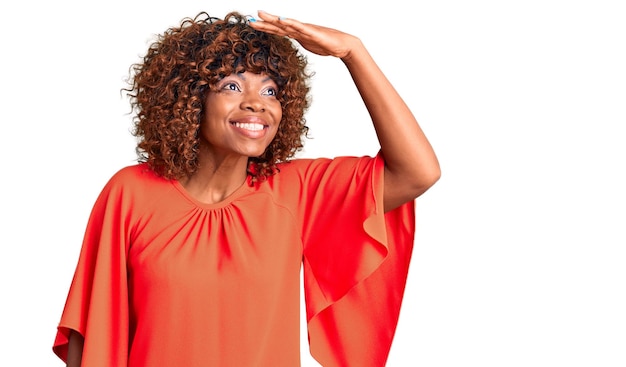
[170,178,254,210]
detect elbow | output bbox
[383,159,441,211]
[411,165,441,199]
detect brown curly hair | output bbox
[125,11,311,182]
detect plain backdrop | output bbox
[1,0,625,366]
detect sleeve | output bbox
[52,175,131,367]
[300,153,416,367]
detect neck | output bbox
[179,153,249,205]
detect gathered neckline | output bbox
[170,178,254,210]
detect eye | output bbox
[221,82,241,92]
[262,87,278,97]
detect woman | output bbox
[53,10,440,367]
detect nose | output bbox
[240,92,265,112]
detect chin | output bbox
[242,144,273,158]
[247,151,267,158]
[242,148,269,158]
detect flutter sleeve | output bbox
[299,153,416,367]
[52,173,131,367]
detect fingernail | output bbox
[278,16,286,20]
[248,17,257,22]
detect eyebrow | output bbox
[234,72,273,83]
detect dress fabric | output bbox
[52,154,416,367]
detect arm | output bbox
[341,41,440,211]
[66,330,84,367]
[250,11,440,212]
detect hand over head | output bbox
[248,10,360,60]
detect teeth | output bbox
[233,122,264,131]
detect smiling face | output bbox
[199,71,283,162]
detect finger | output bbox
[256,10,285,23]
[256,10,305,32]
[250,11,302,38]
[248,18,284,35]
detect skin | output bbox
[67,330,83,367]
[178,71,283,204]
[65,10,440,366]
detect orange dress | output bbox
[53,154,415,367]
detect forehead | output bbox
[220,71,276,84]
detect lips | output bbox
[230,116,270,138]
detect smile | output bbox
[232,122,266,131]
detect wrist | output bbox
[340,36,365,62]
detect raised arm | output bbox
[250,11,440,211]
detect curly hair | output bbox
[125,11,311,182]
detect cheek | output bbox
[274,103,284,125]
[275,107,284,125]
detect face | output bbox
[200,71,282,161]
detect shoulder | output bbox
[101,163,169,197]
[275,157,332,178]
[275,155,378,183]
[88,163,179,219]
[108,163,162,184]
[264,156,375,198]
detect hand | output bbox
[248,10,360,60]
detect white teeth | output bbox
[233,122,264,131]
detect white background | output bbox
[1,0,625,366]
